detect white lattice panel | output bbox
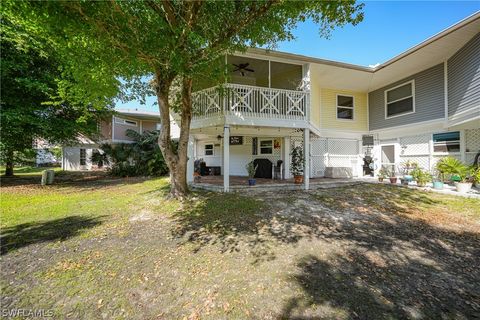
[465,129,480,152]
[328,139,359,155]
[399,155,430,171]
[310,138,327,177]
[400,134,430,155]
[466,153,478,166]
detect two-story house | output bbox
[61,109,179,170]
[187,12,479,191]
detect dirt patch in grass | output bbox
[1,179,479,319]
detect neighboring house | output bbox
[34,139,60,166]
[188,13,480,191]
[62,109,180,171]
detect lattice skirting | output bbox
[308,137,360,177]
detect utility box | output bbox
[41,169,55,185]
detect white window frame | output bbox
[259,139,273,155]
[432,131,461,155]
[384,80,415,119]
[336,94,355,121]
[204,143,215,157]
[114,116,138,127]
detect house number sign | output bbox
[230,136,243,145]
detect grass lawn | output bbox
[1,173,479,319]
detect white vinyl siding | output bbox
[385,80,415,119]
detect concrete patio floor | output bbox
[191,175,363,192]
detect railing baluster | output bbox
[192,83,309,121]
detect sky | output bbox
[117,1,480,112]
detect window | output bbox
[156,123,161,130]
[204,144,214,156]
[337,95,354,120]
[114,117,138,127]
[259,140,273,155]
[433,132,460,153]
[80,148,87,166]
[385,81,415,118]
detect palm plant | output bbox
[436,157,471,183]
[95,129,170,177]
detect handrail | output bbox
[192,83,309,121]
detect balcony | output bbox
[192,83,309,122]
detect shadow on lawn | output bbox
[1,215,103,255]
[171,185,447,262]
[172,185,480,317]
[0,171,153,189]
[278,187,480,319]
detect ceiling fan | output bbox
[232,63,254,76]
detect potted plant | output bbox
[431,169,444,190]
[245,161,258,186]
[401,160,417,184]
[436,157,472,193]
[388,165,397,184]
[290,146,304,184]
[473,167,480,189]
[411,167,431,187]
[378,167,388,182]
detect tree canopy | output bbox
[0,20,113,176]
[2,0,364,193]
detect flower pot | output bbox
[433,181,444,190]
[404,175,413,182]
[389,177,397,184]
[294,175,304,184]
[248,178,256,186]
[456,182,472,193]
[378,177,384,182]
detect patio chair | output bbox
[253,158,273,179]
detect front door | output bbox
[381,145,395,172]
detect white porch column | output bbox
[284,137,291,179]
[303,128,310,190]
[187,135,195,184]
[223,125,230,192]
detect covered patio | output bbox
[191,175,362,192]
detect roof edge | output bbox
[246,48,374,73]
[374,11,480,71]
[245,11,480,73]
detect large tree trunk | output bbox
[155,71,193,198]
[4,150,14,176]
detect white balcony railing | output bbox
[192,83,309,121]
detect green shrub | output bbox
[95,129,171,177]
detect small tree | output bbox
[3,1,363,196]
[245,161,258,179]
[0,24,112,176]
[290,146,304,177]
